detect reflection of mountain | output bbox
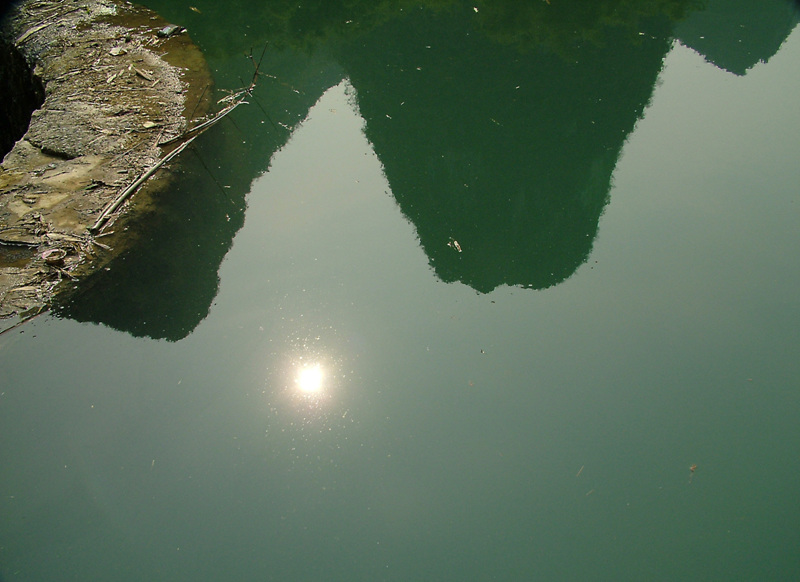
[56,53,344,341]
[675,0,800,75]
[58,0,800,338]
[54,131,247,341]
[339,8,673,291]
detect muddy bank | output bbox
[0,0,212,325]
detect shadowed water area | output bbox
[2,0,799,580]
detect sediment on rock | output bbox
[0,0,212,324]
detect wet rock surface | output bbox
[0,0,211,324]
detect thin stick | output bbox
[251,94,282,132]
[159,96,246,147]
[190,147,230,201]
[188,83,210,120]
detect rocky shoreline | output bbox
[0,0,211,325]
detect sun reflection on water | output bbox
[259,323,360,449]
[277,329,345,412]
[296,363,324,394]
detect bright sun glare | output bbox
[296,365,324,394]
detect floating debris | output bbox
[156,24,185,38]
[41,248,66,266]
[447,238,462,252]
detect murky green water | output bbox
[2,1,800,580]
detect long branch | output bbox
[88,46,265,233]
[158,95,247,147]
[89,133,199,232]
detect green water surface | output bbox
[1,1,799,580]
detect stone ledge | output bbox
[0,0,211,322]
